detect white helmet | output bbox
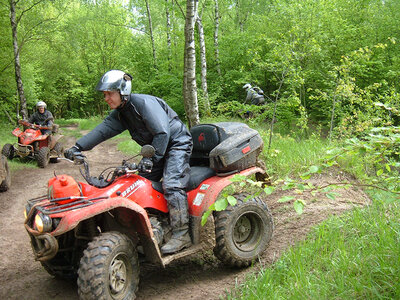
[36,101,47,109]
[96,70,132,96]
[243,83,252,90]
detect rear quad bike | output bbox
[2,120,64,168]
[0,154,11,192]
[24,123,274,300]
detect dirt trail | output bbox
[0,133,370,300]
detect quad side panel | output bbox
[187,166,265,217]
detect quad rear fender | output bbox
[188,166,266,217]
[188,166,266,244]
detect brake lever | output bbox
[74,154,86,165]
[57,157,74,163]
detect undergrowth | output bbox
[226,197,400,300]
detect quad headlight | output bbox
[34,212,52,233]
[24,203,33,220]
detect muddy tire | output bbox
[77,232,139,300]
[213,193,274,267]
[0,156,11,192]
[2,144,14,160]
[37,147,50,168]
[50,142,63,163]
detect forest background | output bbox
[1,0,400,298]
[1,0,400,138]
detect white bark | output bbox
[9,0,28,119]
[145,0,157,69]
[214,0,221,75]
[196,13,210,115]
[183,0,199,128]
[166,0,172,71]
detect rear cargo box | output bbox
[190,122,263,173]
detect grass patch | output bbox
[5,159,37,171]
[0,122,18,145]
[226,199,400,300]
[56,117,103,131]
[259,132,330,178]
[116,138,141,155]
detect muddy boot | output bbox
[161,196,192,255]
[161,226,191,254]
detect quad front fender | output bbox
[50,197,163,266]
[52,196,152,236]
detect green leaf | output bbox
[201,209,212,226]
[297,184,306,191]
[227,195,237,206]
[385,164,391,172]
[300,174,311,180]
[215,198,228,211]
[377,169,384,176]
[326,193,337,200]
[264,186,274,195]
[278,196,295,203]
[230,174,247,182]
[309,166,319,173]
[293,200,305,214]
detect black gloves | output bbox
[138,157,153,173]
[64,145,82,160]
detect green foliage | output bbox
[324,126,400,193]
[2,0,400,132]
[263,133,329,177]
[227,200,400,299]
[116,136,141,155]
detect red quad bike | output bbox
[24,122,274,300]
[2,120,64,168]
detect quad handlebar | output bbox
[18,120,53,131]
[60,145,155,188]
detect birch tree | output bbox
[183,0,199,127]
[9,0,30,119]
[144,0,157,69]
[213,0,221,75]
[165,0,172,71]
[196,3,210,115]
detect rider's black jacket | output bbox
[76,94,192,164]
[29,110,54,127]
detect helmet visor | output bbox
[96,70,125,92]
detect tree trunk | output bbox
[166,0,172,72]
[196,13,211,116]
[214,0,221,75]
[183,0,199,128]
[235,0,247,32]
[145,0,157,69]
[9,0,28,120]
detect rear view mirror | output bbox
[141,145,155,158]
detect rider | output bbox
[28,101,54,135]
[64,70,193,255]
[243,83,265,106]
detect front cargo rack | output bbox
[27,195,109,215]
